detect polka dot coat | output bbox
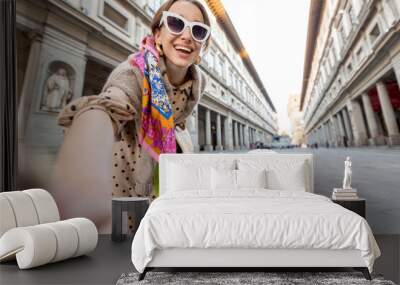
[58,56,207,232]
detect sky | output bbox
[222,0,310,135]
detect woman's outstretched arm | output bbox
[50,109,115,234]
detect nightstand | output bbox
[332,198,366,218]
[112,197,150,242]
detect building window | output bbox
[203,52,209,66]
[228,67,234,87]
[205,52,212,67]
[338,26,346,45]
[148,0,162,13]
[323,60,330,79]
[210,51,216,70]
[103,2,129,32]
[355,46,364,63]
[328,49,336,69]
[135,22,142,46]
[347,62,353,74]
[234,74,239,91]
[145,0,162,16]
[369,24,381,44]
[219,57,225,80]
[216,56,225,79]
[216,58,222,78]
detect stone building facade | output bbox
[300,0,400,147]
[287,93,305,145]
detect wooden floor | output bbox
[0,235,398,285]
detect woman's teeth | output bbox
[175,45,192,54]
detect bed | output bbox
[131,153,380,280]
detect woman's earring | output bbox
[156,43,163,56]
[195,56,201,65]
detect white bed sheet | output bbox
[131,189,380,273]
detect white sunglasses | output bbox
[159,11,211,43]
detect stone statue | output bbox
[342,156,352,190]
[43,68,72,111]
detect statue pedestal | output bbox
[333,188,357,192]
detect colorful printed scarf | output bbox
[128,35,176,162]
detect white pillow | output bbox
[266,161,306,191]
[237,159,308,191]
[212,168,236,190]
[236,169,268,189]
[168,162,212,191]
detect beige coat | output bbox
[58,55,207,201]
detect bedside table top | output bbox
[332,198,366,202]
[112,197,149,202]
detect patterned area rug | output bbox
[116,271,396,285]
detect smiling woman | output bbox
[51,0,211,233]
[153,0,211,85]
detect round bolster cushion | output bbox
[0,189,60,238]
[0,196,17,237]
[0,218,98,269]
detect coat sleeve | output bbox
[57,60,143,139]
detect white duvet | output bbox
[131,190,380,273]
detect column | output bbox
[215,113,223,151]
[342,107,353,145]
[240,124,246,149]
[234,121,240,150]
[323,124,329,145]
[318,128,322,145]
[314,129,318,145]
[18,32,43,141]
[332,115,342,146]
[244,124,249,148]
[224,113,234,151]
[232,121,237,149]
[187,106,200,152]
[205,108,213,151]
[393,58,400,87]
[317,127,322,145]
[349,100,368,146]
[325,122,331,146]
[376,81,400,145]
[361,92,380,145]
[329,116,338,147]
[323,123,330,146]
[336,113,346,146]
[237,123,242,148]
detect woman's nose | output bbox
[180,26,192,41]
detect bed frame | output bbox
[138,154,371,281]
[140,248,371,280]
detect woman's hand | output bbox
[50,110,115,234]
